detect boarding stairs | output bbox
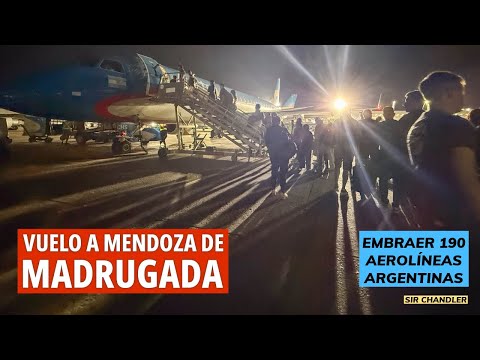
[152,82,264,153]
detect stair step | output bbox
[165,90,264,152]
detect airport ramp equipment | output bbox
[152,82,264,154]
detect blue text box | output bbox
[359,231,469,287]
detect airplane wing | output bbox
[276,93,398,117]
[0,109,31,122]
[276,106,318,116]
[276,105,338,117]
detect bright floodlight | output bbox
[334,98,347,110]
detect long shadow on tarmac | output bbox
[146,173,339,315]
[2,156,400,315]
[0,156,277,314]
[349,190,415,314]
[0,157,270,247]
[0,156,267,209]
[339,197,364,314]
[3,140,145,165]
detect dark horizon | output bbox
[1,45,479,108]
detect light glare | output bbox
[334,98,347,110]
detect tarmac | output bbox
[0,130,473,314]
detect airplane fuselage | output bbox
[0,53,282,131]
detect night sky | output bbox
[1,45,479,108]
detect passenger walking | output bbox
[292,117,303,166]
[254,103,264,124]
[208,80,217,100]
[265,116,291,199]
[408,71,480,232]
[299,124,313,170]
[377,106,403,209]
[313,117,326,173]
[178,63,185,82]
[219,84,234,111]
[230,90,238,111]
[61,121,73,144]
[395,90,424,210]
[408,71,480,311]
[187,70,197,88]
[356,109,379,199]
[334,113,356,197]
[219,84,229,105]
[399,90,424,138]
[324,122,335,173]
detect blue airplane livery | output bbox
[0,53,298,135]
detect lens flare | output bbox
[334,98,347,110]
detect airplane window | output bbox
[100,60,125,73]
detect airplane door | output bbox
[137,54,162,96]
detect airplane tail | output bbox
[272,78,280,106]
[377,92,393,110]
[282,94,298,109]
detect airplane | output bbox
[277,93,403,122]
[0,53,299,154]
